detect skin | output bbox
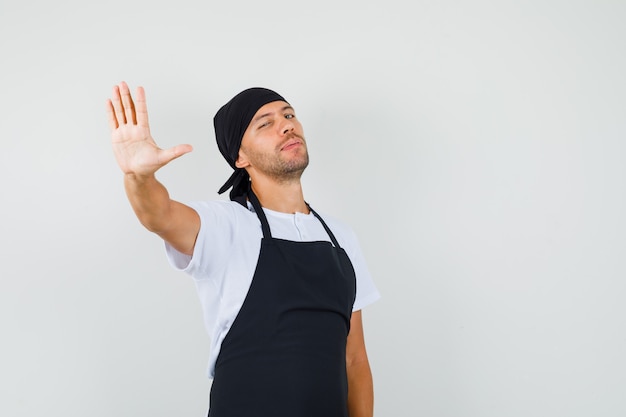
[107,81,374,417]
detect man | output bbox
[106,81,380,417]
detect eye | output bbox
[285,113,295,119]
[257,120,271,129]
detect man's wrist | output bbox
[124,171,156,184]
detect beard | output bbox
[242,134,310,183]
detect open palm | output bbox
[106,82,192,177]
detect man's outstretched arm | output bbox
[106,81,199,255]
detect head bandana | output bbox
[214,87,287,205]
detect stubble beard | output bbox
[243,138,310,184]
[276,151,309,183]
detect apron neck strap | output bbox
[247,191,342,248]
[248,191,272,238]
[308,205,341,248]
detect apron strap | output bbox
[248,190,342,248]
[308,206,341,248]
[248,191,272,238]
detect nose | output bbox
[280,119,295,135]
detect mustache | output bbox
[285,132,305,141]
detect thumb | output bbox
[159,144,194,166]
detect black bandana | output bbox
[214,87,287,205]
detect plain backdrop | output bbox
[1,0,625,416]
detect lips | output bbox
[281,141,301,151]
[280,137,303,151]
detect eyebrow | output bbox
[252,105,294,124]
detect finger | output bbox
[119,81,137,125]
[135,86,150,128]
[158,144,194,166]
[110,84,126,125]
[105,99,119,130]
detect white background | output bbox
[1,0,625,416]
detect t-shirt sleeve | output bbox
[164,201,238,280]
[329,220,380,312]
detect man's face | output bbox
[236,100,309,181]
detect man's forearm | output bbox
[124,173,174,233]
[347,359,374,417]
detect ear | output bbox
[235,149,250,169]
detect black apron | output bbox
[208,191,357,417]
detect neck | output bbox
[249,176,308,214]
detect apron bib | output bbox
[208,191,357,417]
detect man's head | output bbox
[236,100,308,183]
[214,87,307,202]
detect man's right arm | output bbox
[107,81,199,255]
[124,173,199,256]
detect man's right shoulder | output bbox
[189,199,247,213]
[187,199,254,224]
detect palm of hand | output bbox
[111,124,163,176]
[107,82,192,177]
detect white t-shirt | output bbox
[165,200,380,378]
